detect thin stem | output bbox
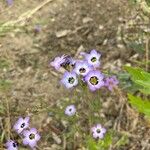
[5,97,11,140]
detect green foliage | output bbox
[86,131,113,150]
[0,80,12,91]
[0,59,10,69]
[146,0,150,7]
[129,0,137,4]
[125,66,150,118]
[124,66,150,94]
[128,94,150,117]
[115,134,129,148]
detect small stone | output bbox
[99,25,104,30]
[82,17,93,23]
[56,30,71,38]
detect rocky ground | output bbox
[0,0,150,149]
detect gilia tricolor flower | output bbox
[23,128,41,149]
[61,71,78,89]
[81,50,101,68]
[73,60,92,76]
[13,117,30,134]
[105,76,119,91]
[84,70,104,91]
[50,55,66,70]
[5,140,18,150]
[65,105,76,116]
[91,124,106,139]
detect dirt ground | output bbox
[0,0,150,149]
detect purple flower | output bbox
[81,50,101,68]
[5,140,18,150]
[34,25,41,33]
[6,0,13,5]
[105,76,119,91]
[65,105,76,116]
[13,117,30,134]
[50,55,66,70]
[84,70,104,91]
[91,124,106,139]
[23,128,41,149]
[73,60,92,76]
[65,56,76,66]
[61,71,78,89]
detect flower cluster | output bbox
[5,117,40,150]
[51,49,119,140]
[50,49,118,92]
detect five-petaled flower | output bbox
[81,50,101,68]
[50,55,66,70]
[13,117,30,134]
[65,105,76,116]
[84,70,104,91]
[105,76,119,91]
[73,60,92,76]
[61,71,78,89]
[91,124,106,139]
[5,140,18,150]
[23,128,41,149]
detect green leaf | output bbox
[125,66,150,94]
[128,94,150,117]
[86,131,113,150]
[124,66,145,81]
[87,137,97,150]
[97,131,113,149]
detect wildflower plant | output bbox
[5,117,40,149]
[50,49,120,149]
[5,140,18,150]
[13,117,30,134]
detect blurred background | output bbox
[0,0,150,149]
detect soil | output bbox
[0,0,150,150]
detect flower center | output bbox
[29,133,35,140]
[89,76,99,85]
[12,142,17,147]
[68,77,75,84]
[96,129,101,133]
[91,57,97,62]
[21,123,25,128]
[79,68,86,73]
[69,108,72,112]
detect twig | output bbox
[0,0,53,33]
